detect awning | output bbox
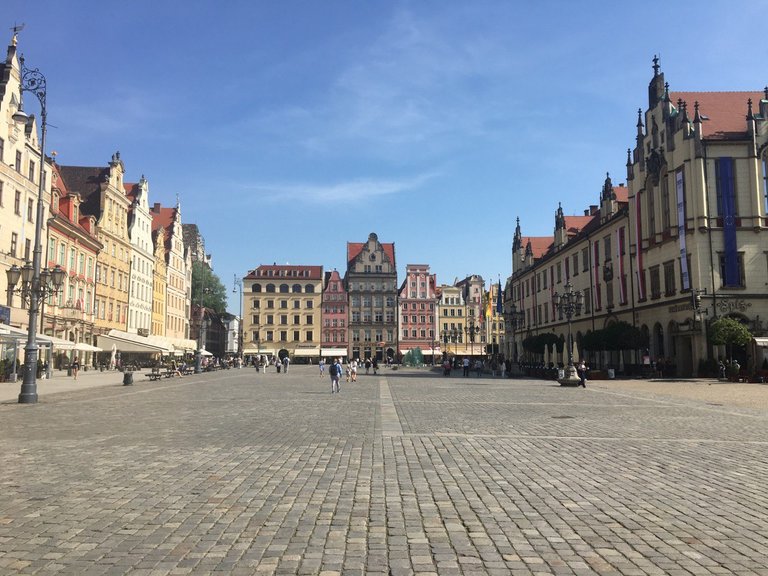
[97,331,169,353]
[321,348,347,357]
[754,337,768,347]
[243,348,275,355]
[199,348,213,357]
[74,342,102,352]
[0,325,75,349]
[166,337,198,353]
[292,347,321,357]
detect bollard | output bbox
[123,371,134,386]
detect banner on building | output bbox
[676,170,690,291]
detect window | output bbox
[279,284,289,293]
[306,330,313,341]
[27,198,33,222]
[24,238,30,261]
[556,263,562,283]
[719,253,745,288]
[279,330,287,342]
[15,151,21,172]
[582,247,589,272]
[583,288,591,314]
[0,180,3,205]
[663,261,676,296]
[572,253,579,276]
[715,157,737,217]
[293,314,300,324]
[10,232,17,257]
[647,186,656,237]
[14,190,21,215]
[661,175,671,231]
[306,315,313,325]
[267,300,274,309]
[649,266,661,299]
[280,314,288,325]
[266,315,274,325]
[0,137,4,163]
[266,331,274,342]
[604,236,611,262]
[293,331,300,341]
[28,160,35,181]
[252,315,260,324]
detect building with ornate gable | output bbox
[505,58,768,376]
[397,264,438,362]
[321,269,348,360]
[125,176,154,335]
[346,233,398,362]
[60,154,132,335]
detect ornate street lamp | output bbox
[465,319,480,358]
[8,54,64,403]
[553,281,584,386]
[233,274,243,359]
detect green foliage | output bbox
[522,333,559,354]
[582,323,647,351]
[191,261,228,314]
[709,317,752,347]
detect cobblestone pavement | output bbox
[1,367,767,575]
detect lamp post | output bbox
[233,274,243,359]
[465,319,480,358]
[553,281,584,386]
[8,55,63,403]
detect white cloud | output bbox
[238,172,439,205]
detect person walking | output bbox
[577,360,587,387]
[319,359,325,378]
[282,355,290,374]
[349,359,358,382]
[329,357,342,393]
[372,357,378,375]
[462,357,470,377]
[71,356,80,380]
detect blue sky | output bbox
[4,1,765,313]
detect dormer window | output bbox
[370,254,376,261]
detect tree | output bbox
[191,261,228,314]
[710,316,752,363]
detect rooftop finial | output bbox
[652,54,660,76]
[747,98,754,121]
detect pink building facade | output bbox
[397,264,438,362]
[321,269,348,359]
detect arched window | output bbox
[305,285,315,293]
[266,284,275,293]
[292,284,302,293]
[252,284,262,292]
[279,284,289,293]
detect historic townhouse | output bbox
[125,176,154,335]
[150,202,191,348]
[484,281,505,359]
[505,58,768,377]
[44,164,102,363]
[437,284,467,357]
[60,154,132,335]
[397,264,438,362]
[507,177,630,368]
[151,226,167,337]
[346,233,398,362]
[0,34,53,328]
[454,274,486,356]
[321,269,348,360]
[628,59,768,374]
[242,264,323,360]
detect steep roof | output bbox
[522,236,552,259]
[58,165,108,219]
[671,91,764,140]
[563,215,595,236]
[347,242,396,268]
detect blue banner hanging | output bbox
[719,158,739,286]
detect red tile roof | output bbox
[613,185,629,203]
[671,91,764,140]
[563,215,595,236]
[347,241,396,267]
[522,236,552,259]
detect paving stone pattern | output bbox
[0,368,767,575]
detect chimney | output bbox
[590,205,598,215]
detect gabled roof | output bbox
[613,185,629,203]
[58,165,108,220]
[124,182,139,202]
[522,236,552,259]
[347,241,395,267]
[563,215,595,236]
[671,91,764,140]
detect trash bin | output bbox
[558,369,565,380]
[607,368,615,379]
[123,372,134,386]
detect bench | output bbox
[147,368,163,381]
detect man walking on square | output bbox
[329,358,342,393]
